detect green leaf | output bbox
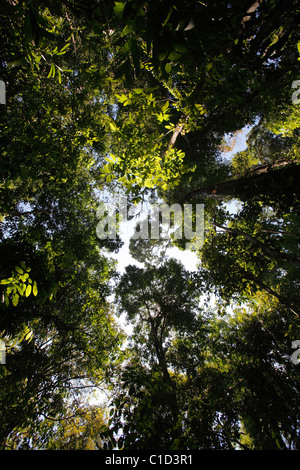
[156,113,164,123]
[165,63,172,74]
[133,88,144,94]
[12,294,19,306]
[114,2,125,19]
[163,7,174,26]
[108,121,118,132]
[56,43,71,55]
[16,285,24,295]
[24,327,33,342]
[0,279,13,285]
[116,93,128,103]
[158,51,169,61]
[168,51,182,61]
[47,62,55,78]
[25,284,32,297]
[162,101,169,112]
[195,103,206,114]
[15,266,24,274]
[109,154,118,163]
[33,282,38,296]
[121,24,133,37]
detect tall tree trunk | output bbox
[184,161,300,204]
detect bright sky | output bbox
[109,217,200,273]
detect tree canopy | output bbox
[0,0,299,451]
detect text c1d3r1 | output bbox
[104,454,192,466]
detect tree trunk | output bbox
[184,161,300,205]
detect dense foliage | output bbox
[0,0,299,450]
